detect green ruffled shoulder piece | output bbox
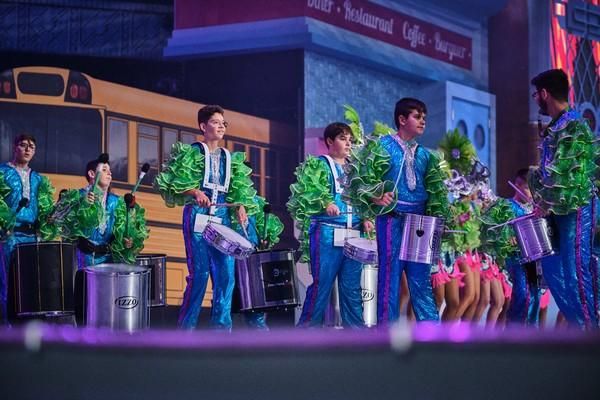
[446,199,481,253]
[0,172,15,235]
[154,142,204,208]
[424,151,450,219]
[343,105,365,145]
[438,129,477,175]
[37,175,58,241]
[343,137,395,220]
[254,196,284,249]
[372,121,395,137]
[58,188,104,240]
[226,151,258,217]
[111,197,150,264]
[479,198,518,266]
[287,156,333,263]
[529,114,600,215]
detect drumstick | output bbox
[445,229,467,234]
[508,181,533,204]
[211,202,242,208]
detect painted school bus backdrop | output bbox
[0,66,297,306]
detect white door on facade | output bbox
[451,97,491,169]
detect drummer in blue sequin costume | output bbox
[0,134,55,321]
[505,169,541,326]
[345,98,449,324]
[529,69,600,329]
[52,158,149,269]
[75,160,122,268]
[155,105,257,330]
[288,122,374,328]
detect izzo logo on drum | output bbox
[361,289,374,302]
[115,296,138,309]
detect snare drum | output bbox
[510,214,556,263]
[203,223,255,259]
[232,249,299,312]
[136,254,167,307]
[343,238,378,265]
[81,264,150,331]
[399,213,445,265]
[9,241,77,318]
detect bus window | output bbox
[0,102,101,175]
[107,118,128,182]
[180,131,198,145]
[137,123,159,183]
[249,146,261,194]
[162,128,178,168]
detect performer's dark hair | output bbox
[394,98,427,129]
[531,69,569,102]
[13,134,36,146]
[323,122,352,148]
[85,159,110,179]
[515,168,529,182]
[197,105,225,130]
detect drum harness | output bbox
[321,155,359,231]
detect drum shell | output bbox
[10,241,77,317]
[233,250,299,312]
[83,264,150,332]
[361,265,378,327]
[135,254,167,307]
[399,214,444,265]
[511,216,556,263]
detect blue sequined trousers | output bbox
[505,199,541,326]
[0,164,43,321]
[375,137,439,324]
[298,158,364,328]
[506,260,541,326]
[297,221,364,328]
[541,201,598,329]
[76,191,119,268]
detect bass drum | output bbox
[232,249,299,313]
[136,254,167,307]
[9,241,77,318]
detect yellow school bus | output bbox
[0,66,296,306]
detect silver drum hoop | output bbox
[203,223,255,259]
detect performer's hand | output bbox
[237,205,248,226]
[372,192,394,207]
[86,192,96,204]
[193,190,211,208]
[124,238,133,249]
[363,220,374,234]
[325,203,340,216]
[510,237,518,246]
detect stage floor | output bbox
[1,319,599,400]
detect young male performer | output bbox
[345,98,449,324]
[505,168,541,326]
[155,105,257,330]
[529,69,599,329]
[0,134,55,321]
[288,122,373,328]
[55,157,147,268]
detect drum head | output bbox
[346,237,377,251]
[209,223,254,249]
[86,264,150,275]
